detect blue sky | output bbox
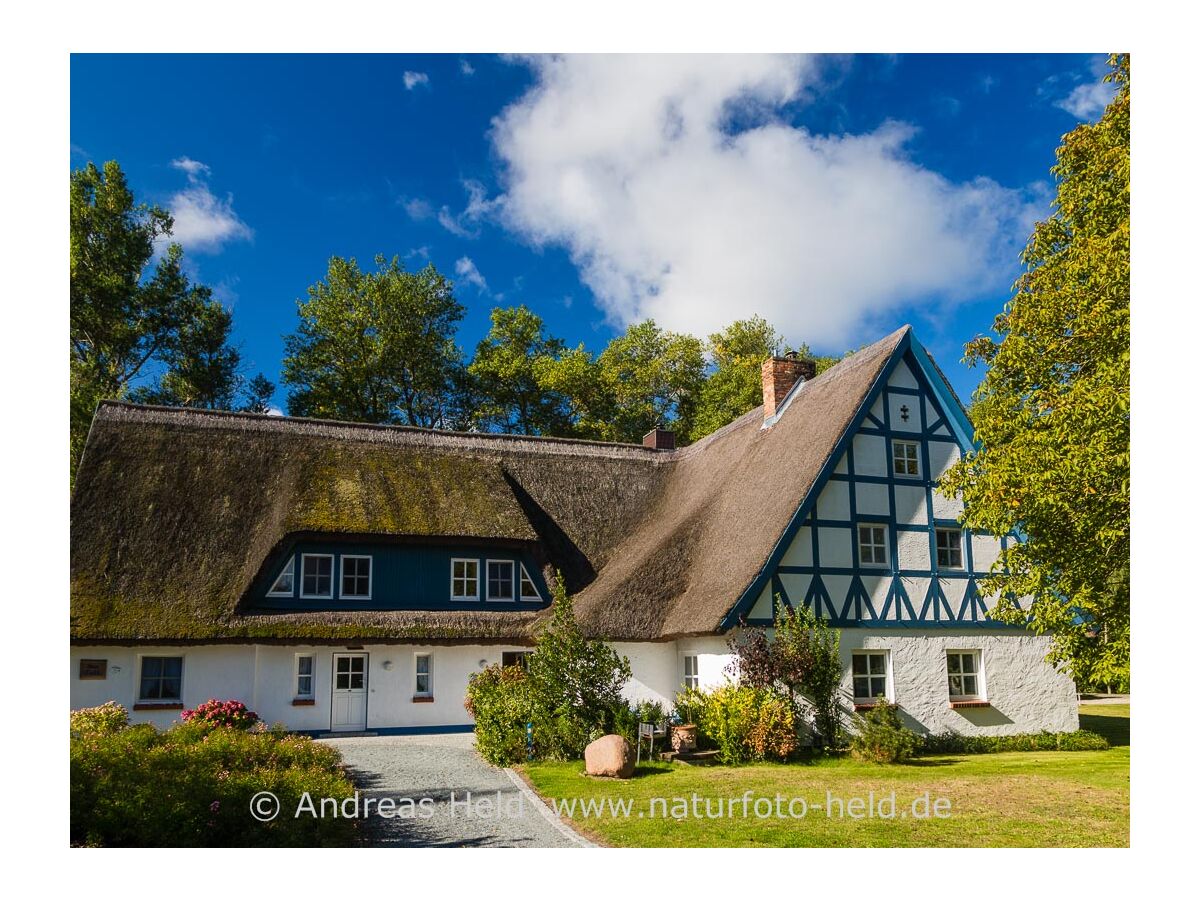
[70,53,1114,407]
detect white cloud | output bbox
[164,158,252,253]
[1055,81,1117,120]
[437,179,494,238]
[454,256,489,293]
[402,197,434,220]
[461,60,476,76]
[403,71,430,91]
[490,54,1037,347]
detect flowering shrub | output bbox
[181,699,260,730]
[70,701,130,736]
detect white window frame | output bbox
[502,650,532,671]
[851,650,891,702]
[294,653,314,699]
[946,650,985,700]
[339,554,373,600]
[518,563,542,602]
[891,439,921,478]
[414,653,432,697]
[486,559,515,602]
[450,558,480,601]
[935,528,964,570]
[299,553,335,599]
[137,654,184,703]
[857,523,890,567]
[267,556,295,597]
[682,655,700,690]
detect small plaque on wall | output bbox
[79,659,107,680]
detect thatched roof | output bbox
[71,326,909,643]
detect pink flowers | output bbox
[181,699,260,730]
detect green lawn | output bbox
[522,704,1129,848]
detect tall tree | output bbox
[70,160,209,472]
[128,298,240,409]
[940,55,1130,687]
[468,305,572,435]
[240,374,278,414]
[281,255,469,428]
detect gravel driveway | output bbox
[319,732,590,847]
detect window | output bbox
[852,651,889,701]
[335,655,365,690]
[936,529,964,569]
[519,564,541,601]
[682,655,700,690]
[892,440,920,477]
[340,555,372,599]
[300,554,333,598]
[451,558,479,601]
[267,557,295,596]
[415,654,432,697]
[502,651,532,671]
[946,651,982,699]
[139,656,183,701]
[858,524,889,566]
[487,560,514,601]
[295,655,314,698]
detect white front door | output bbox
[331,653,368,731]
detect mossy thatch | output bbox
[71,327,908,643]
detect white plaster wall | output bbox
[613,641,677,708]
[840,630,1078,735]
[893,485,927,525]
[896,530,931,570]
[852,434,887,476]
[816,480,851,520]
[818,526,852,567]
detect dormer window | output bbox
[300,554,334,599]
[892,440,920,477]
[487,560,515,601]
[519,564,541,602]
[451,559,480,601]
[267,557,295,596]
[341,555,372,599]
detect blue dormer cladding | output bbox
[250,539,551,612]
[723,331,1018,630]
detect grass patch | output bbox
[1078,704,1130,746]
[523,704,1129,848]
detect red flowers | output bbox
[181,699,260,730]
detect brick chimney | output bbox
[762,352,816,422]
[642,427,676,451]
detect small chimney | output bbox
[642,427,676,451]
[762,352,816,422]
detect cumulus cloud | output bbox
[403,71,430,91]
[454,256,489,293]
[165,158,252,253]
[1055,81,1117,120]
[490,55,1037,346]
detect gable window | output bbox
[295,655,314,699]
[502,651,532,671]
[891,440,920,477]
[935,529,964,569]
[139,656,183,702]
[414,654,432,697]
[300,554,334,599]
[946,651,982,700]
[487,560,515,601]
[451,558,480,601]
[858,524,889,566]
[682,655,700,690]
[267,557,295,596]
[340,555,372,599]
[519,564,541,601]
[852,651,889,702]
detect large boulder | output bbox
[584,734,635,778]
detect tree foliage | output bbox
[128,298,241,410]
[940,56,1130,686]
[281,255,470,428]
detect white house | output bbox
[70,326,1078,737]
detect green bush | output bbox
[70,700,129,736]
[745,691,797,761]
[698,685,760,765]
[70,705,358,846]
[673,687,708,727]
[919,729,1110,755]
[465,581,632,764]
[850,700,921,764]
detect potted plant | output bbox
[670,689,703,752]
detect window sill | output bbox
[949,700,990,709]
[133,702,183,711]
[291,698,315,706]
[412,696,434,704]
[853,701,891,712]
